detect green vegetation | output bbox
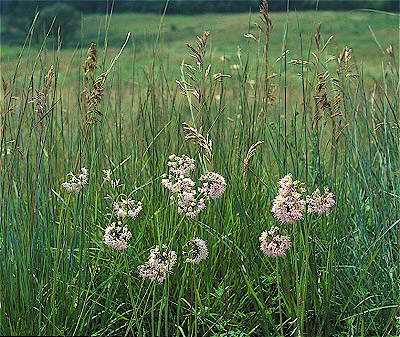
[0,6,399,336]
[1,10,397,83]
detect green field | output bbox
[1,10,398,80]
[1,8,399,337]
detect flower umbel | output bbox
[306,187,335,214]
[259,226,291,257]
[199,171,226,200]
[102,169,122,189]
[166,154,195,178]
[162,154,206,218]
[104,222,132,250]
[138,245,177,283]
[113,198,143,219]
[271,173,306,224]
[62,167,88,192]
[176,189,206,218]
[184,238,209,264]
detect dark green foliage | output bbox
[34,3,80,45]
[2,2,80,46]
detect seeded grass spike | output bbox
[85,33,131,125]
[243,140,264,177]
[182,121,213,164]
[30,65,54,129]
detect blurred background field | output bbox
[1,9,398,81]
[1,7,398,108]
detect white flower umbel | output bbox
[184,238,209,264]
[138,245,177,283]
[104,222,132,250]
[113,198,143,219]
[62,167,88,192]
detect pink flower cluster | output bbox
[161,155,195,193]
[272,174,335,223]
[162,155,206,218]
[113,198,143,219]
[306,187,335,214]
[161,154,225,217]
[259,226,291,257]
[184,238,208,264]
[175,189,206,218]
[161,155,203,217]
[199,171,226,200]
[167,154,195,176]
[138,245,177,283]
[271,174,306,223]
[104,222,132,250]
[62,167,88,192]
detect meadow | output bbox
[0,4,399,336]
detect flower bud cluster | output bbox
[62,167,88,192]
[113,198,143,219]
[104,222,132,251]
[259,226,291,257]
[184,238,209,264]
[138,245,177,283]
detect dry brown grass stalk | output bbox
[330,46,358,124]
[313,70,332,128]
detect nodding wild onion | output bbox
[161,154,226,218]
[113,198,143,219]
[271,173,306,224]
[259,226,291,257]
[62,167,88,192]
[184,238,209,264]
[104,222,132,251]
[271,173,335,224]
[262,174,335,258]
[138,245,177,283]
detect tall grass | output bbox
[1,3,399,336]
